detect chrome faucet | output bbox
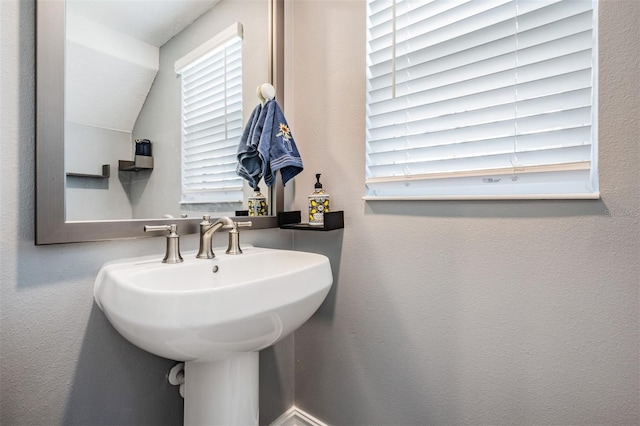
[196,216,252,259]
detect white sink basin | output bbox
[95,246,332,425]
[94,246,332,362]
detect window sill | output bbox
[363,193,600,201]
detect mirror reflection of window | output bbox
[61,0,270,223]
[176,23,244,210]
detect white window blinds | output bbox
[177,24,243,204]
[365,0,599,200]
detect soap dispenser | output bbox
[248,186,268,216]
[308,173,330,226]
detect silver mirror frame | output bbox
[36,0,284,244]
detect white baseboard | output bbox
[269,406,328,426]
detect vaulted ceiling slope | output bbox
[65,0,219,133]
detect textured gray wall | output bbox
[0,1,292,424]
[289,0,639,424]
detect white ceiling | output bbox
[67,0,220,47]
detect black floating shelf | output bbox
[66,164,110,179]
[278,210,344,231]
[118,155,154,172]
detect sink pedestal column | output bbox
[184,353,259,426]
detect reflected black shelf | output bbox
[118,155,154,172]
[278,210,344,231]
[66,164,110,179]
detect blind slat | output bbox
[368,125,591,157]
[184,146,238,163]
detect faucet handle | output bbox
[226,221,252,255]
[144,224,183,264]
[144,224,176,233]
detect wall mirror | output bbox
[36,0,284,244]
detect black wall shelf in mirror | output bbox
[118,155,154,172]
[66,164,110,179]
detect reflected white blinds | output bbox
[365,0,599,199]
[179,29,243,204]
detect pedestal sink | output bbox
[94,247,332,425]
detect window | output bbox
[177,23,244,204]
[365,0,598,200]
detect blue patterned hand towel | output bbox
[255,100,303,187]
[236,104,263,190]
